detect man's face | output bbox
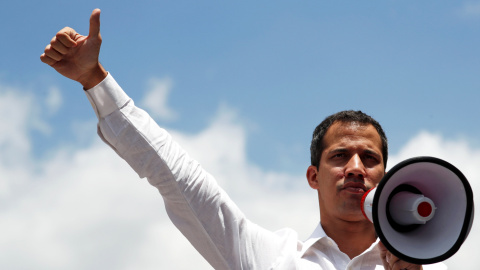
[307,121,385,222]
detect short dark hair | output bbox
[310,110,388,169]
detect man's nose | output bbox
[345,154,366,178]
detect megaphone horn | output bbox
[361,156,474,265]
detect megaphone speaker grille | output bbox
[372,156,474,264]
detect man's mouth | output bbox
[341,182,367,194]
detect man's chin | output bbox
[342,212,372,223]
[340,202,369,220]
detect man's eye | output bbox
[365,155,379,163]
[333,153,345,158]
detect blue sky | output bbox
[1,1,479,269]
[4,0,480,170]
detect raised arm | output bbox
[40,9,107,89]
[39,10,297,269]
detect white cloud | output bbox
[0,89,33,157]
[45,86,62,115]
[0,81,478,269]
[0,84,51,185]
[169,103,316,234]
[140,76,178,121]
[0,85,311,269]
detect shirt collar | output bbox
[299,222,381,257]
[299,222,329,255]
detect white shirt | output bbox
[85,73,446,270]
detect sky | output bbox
[1,0,479,269]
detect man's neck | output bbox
[321,218,377,259]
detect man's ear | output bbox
[306,165,320,189]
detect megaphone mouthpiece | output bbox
[389,190,436,226]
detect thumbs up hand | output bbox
[40,9,107,89]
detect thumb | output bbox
[378,242,388,256]
[88,8,101,38]
[377,242,390,270]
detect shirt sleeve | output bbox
[84,73,298,270]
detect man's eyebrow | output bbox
[327,148,381,157]
[364,149,381,158]
[327,148,348,155]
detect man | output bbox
[41,9,445,270]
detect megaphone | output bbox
[361,156,474,264]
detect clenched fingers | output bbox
[385,252,401,269]
[49,36,69,55]
[55,27,80,47]
[383,249,422,270]
[40,44,61,63]
[40,27,80,66]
